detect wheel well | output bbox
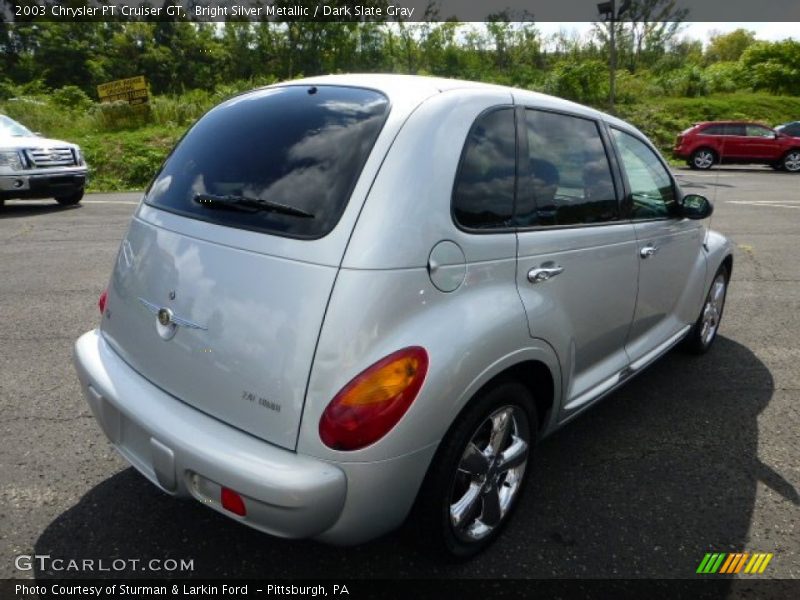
[721,254,733,280]
[694,146,718,158]
[483,360,555,431]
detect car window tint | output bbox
[517,110,618,227]
[452,108,516,229]
[746,125,774,137]
[724,124,746,136]
[0,115,33,137]
[702,125,725,135]
[611,129,675,220]
[144,86,389,239]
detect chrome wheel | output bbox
[693,149,715,170]
[449,405,529,542]
[784,151,800,173]
[700,273,727,347]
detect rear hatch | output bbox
[101,85,390,450]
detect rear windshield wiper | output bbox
[193,193,314,218]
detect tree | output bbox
[705,29,756,64]
[741,40,800,95]
[625,0,687,71]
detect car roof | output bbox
[696,120,772,127]
[283,73,511,97]
[270,73,632,132]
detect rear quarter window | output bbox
[144,86,390,239]
[452,107,517,230]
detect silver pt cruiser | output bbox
[74,74,732,558]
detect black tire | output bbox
[770,162,784,171]
[414,379,537,560]
[681,264,729,354]
[55,189,84,206]
[782,150,800,173]
[689,148,716,170]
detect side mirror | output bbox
[678,194,713,220]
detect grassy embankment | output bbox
[3,90,800,193]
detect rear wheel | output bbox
[782,150,800,173]
[55,189,84,206]
[690,148,716,170]
[681,265,729,354]
[415,380,536,559]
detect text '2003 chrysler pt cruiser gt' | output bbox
[74,74,732,558]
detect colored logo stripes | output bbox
[696,552,773,574]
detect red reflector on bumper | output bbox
[221,487,246,516]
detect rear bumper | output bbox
[673,146,690,159]
[73,329,347,540]
[0,170,87,199]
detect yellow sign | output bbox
[97,76,148,105]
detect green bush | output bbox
[0,79,20,101]
[150,91,213,127]
[50,85,94,112]
[2,97,64,134]
[615,70,662,105]
[704,62,746,94]
[77,127,182,191]
[657,66,709,98]
[89,101,152,131]
[544,59,609,106]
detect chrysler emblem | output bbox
[157,307,173,327]
[138,297,207,340]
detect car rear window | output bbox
[144,85,390,239]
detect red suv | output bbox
[674,121,800,172]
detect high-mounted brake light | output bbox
[319,347,428,451]
[98,289,108,314]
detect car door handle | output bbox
[527,264,564,284]
[640,244,658,259]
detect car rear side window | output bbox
[517,109,618,227]
[701,125,726,135]
[452,107,516,230]
[144,86,389,239]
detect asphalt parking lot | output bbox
[1,167,798,581]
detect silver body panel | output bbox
[74,74,733,545]
[74,329,346,539]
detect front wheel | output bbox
[681,265,729,354]
[782,150,800,173]
[415,380,536,559]
[55,189,84,205]
[690,148,716,170]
